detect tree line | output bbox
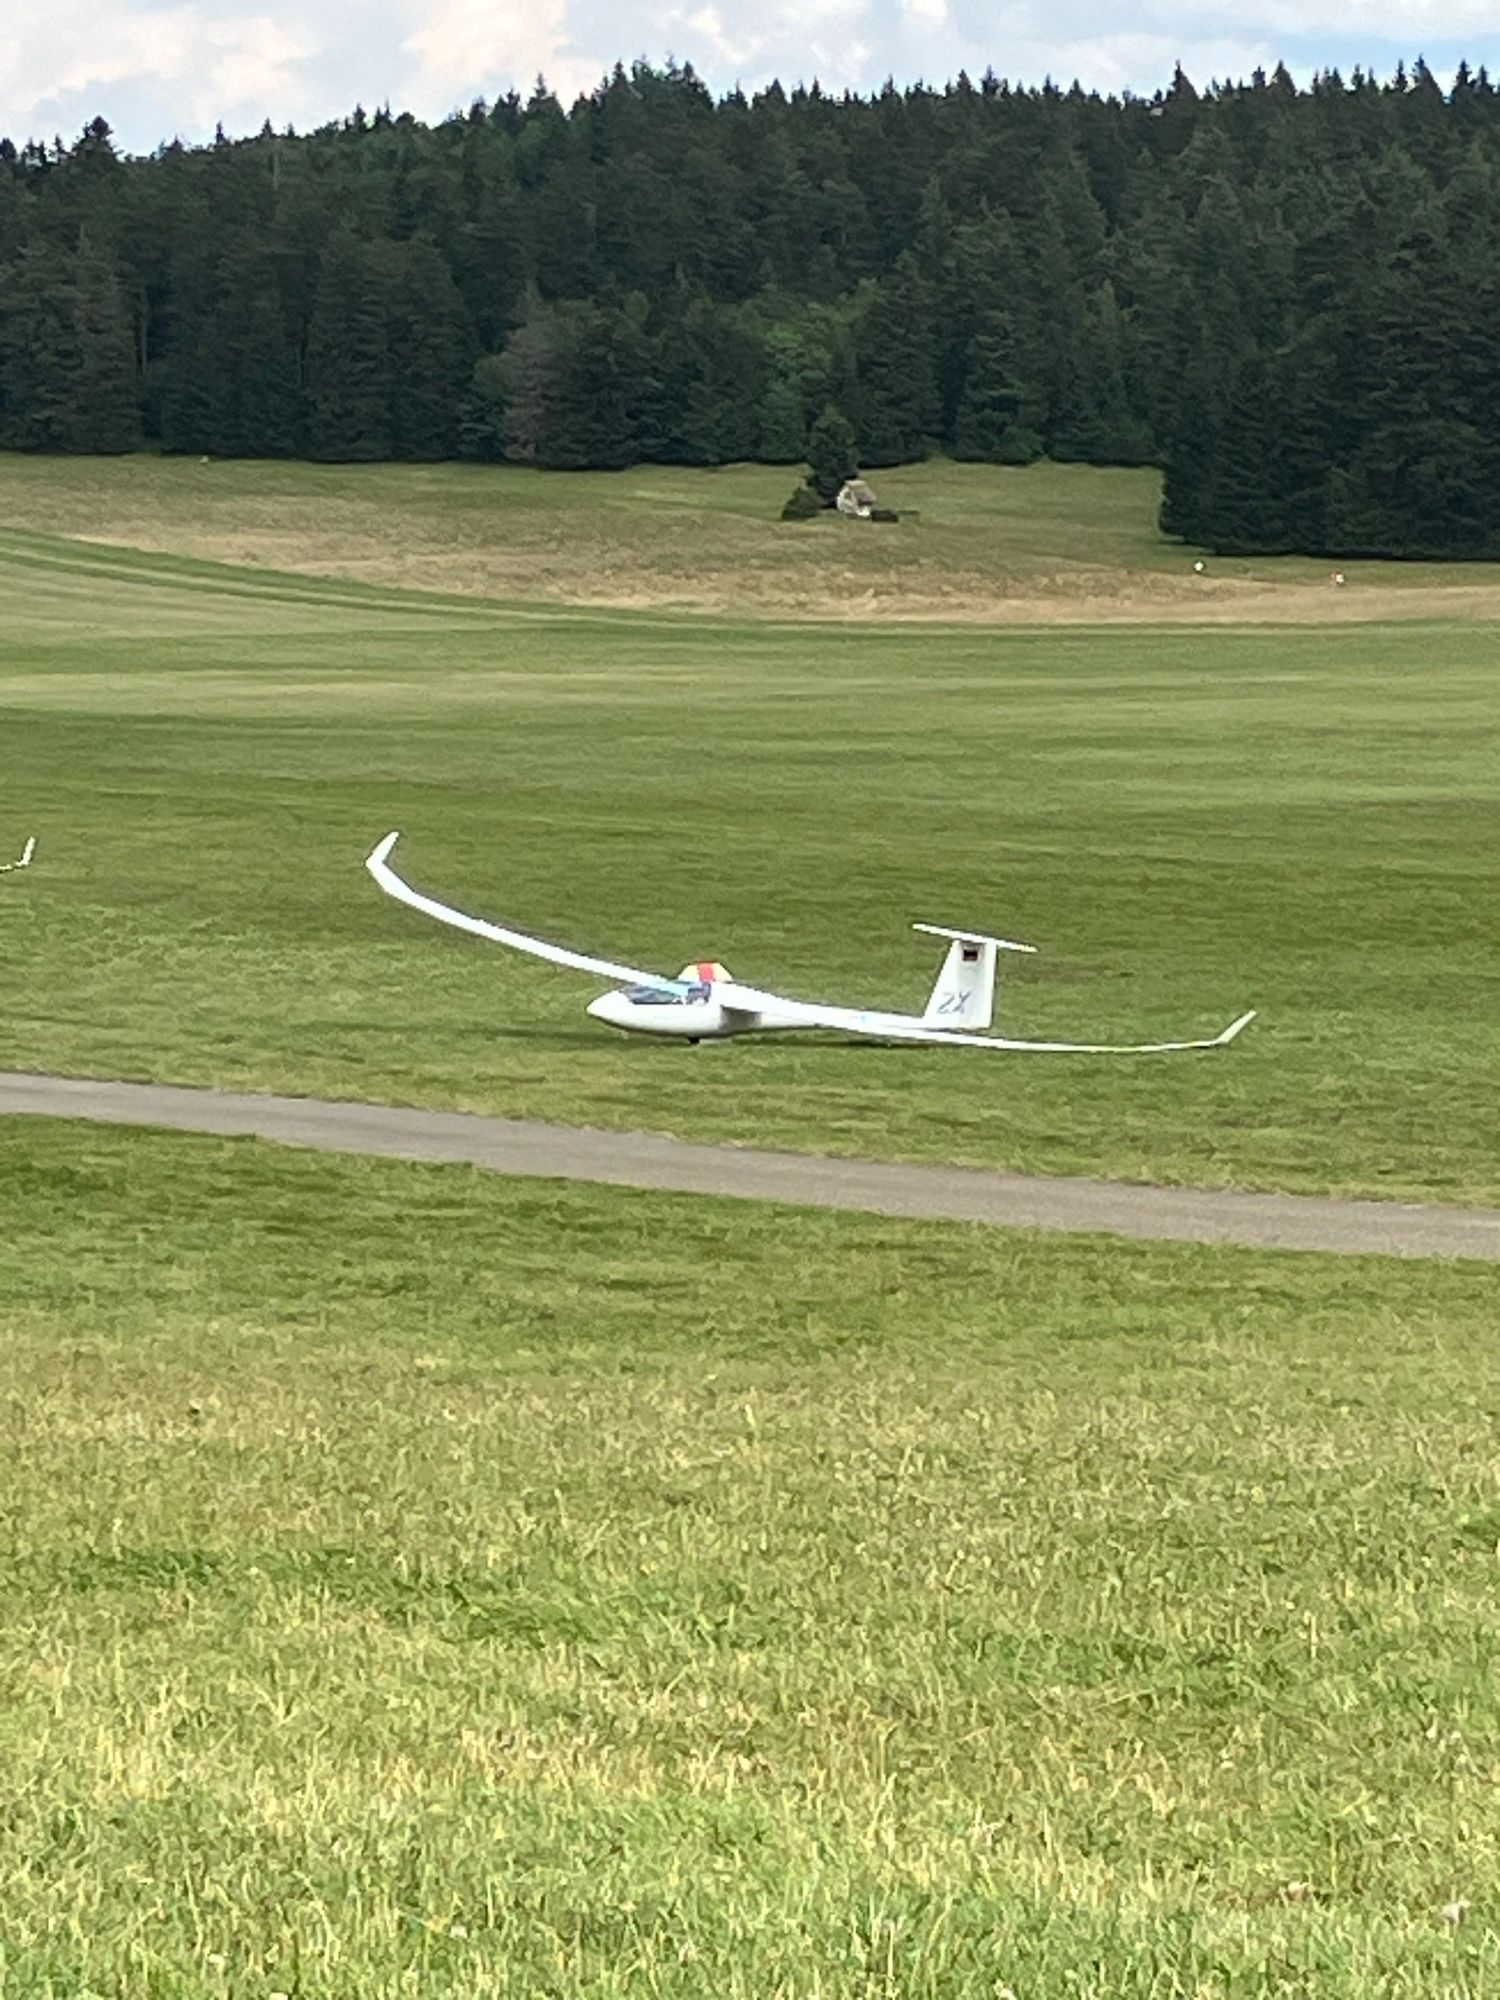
[3,58,1500,556]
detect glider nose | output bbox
[587,990,629,1031]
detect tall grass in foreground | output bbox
[3,1122,1498,1994]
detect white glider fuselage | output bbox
[586,985,853,1040]
[587,989,738,1038]
[586,984,975,1041]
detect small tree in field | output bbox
[781,402,858,517]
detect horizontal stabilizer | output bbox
[913,922,1036,955]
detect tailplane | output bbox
[915,923,1036,1031]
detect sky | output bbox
[2,0,1496,155]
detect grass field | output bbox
[8,451,1500,623]
[5,1119,1500,1997]
[2,461,1497,1202]
[5,457,1500,1993]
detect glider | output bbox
[0,836,35,874]
[366,832,1254,1054]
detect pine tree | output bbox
[213,239,300,457]
[159,228,302,458]
[156,251,223,454]
[385,239,473,459]
[0,241,79,450]
[304,233,391,461]
[1045,282,1152,465]
[690,300,765,463]
[851,253,938,465]
[534,303,639,469]
[69,228,141,450]
[805,403,858,502]
[1329,234,1500,557]
[499,294,563,463]
[952,313,1043,463]
[458,354,509,460]
[758,370,806,462]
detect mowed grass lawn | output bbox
[2,510,1498,1201]
[4,1120,1500,1997]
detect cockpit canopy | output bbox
[623,982,712,1006]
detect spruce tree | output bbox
[805,403,858,502]
[304,232,391,461]
[534,304,638,469]
[156,253,224,454]
[458,354,509,460]
[0,242,79,450]
[174,234,301,457]
[385,239,473,459]
[851,253,938,465]
[953,313,1043,463]
[69,229,141,451]
[758,371,806,461]
[1045,283,1152,465]
[498,294,563,463]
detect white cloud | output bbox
[992,31,1282,95]
[204,16,321,119]
[676,6,747,69]
[0,2,322,142]
[653,0,876,91]
[398,0,600,109]
[1157,0,1498,28]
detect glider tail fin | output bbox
[922,936,996,1028]
[915,923,1037,1031]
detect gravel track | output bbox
[5,1071,1499,1261]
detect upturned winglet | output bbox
[1215,1009,1258,1046]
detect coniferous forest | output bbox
[4,58,1500,557]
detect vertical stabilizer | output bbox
[921,936,997,1029]
[914,924,1037,1031]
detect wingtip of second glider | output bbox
[1217,1009,1258,1046]
[366,830,402,874]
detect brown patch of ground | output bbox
[81,524,1500,627]
[11,454,1500,626]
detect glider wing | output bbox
[717,979,1255,1054]
[0,836,35,873]
[365,832,692,993]
[871,1010,1258,1054]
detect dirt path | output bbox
[6,1072,1499,1261]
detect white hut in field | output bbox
[836,477,879,518]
